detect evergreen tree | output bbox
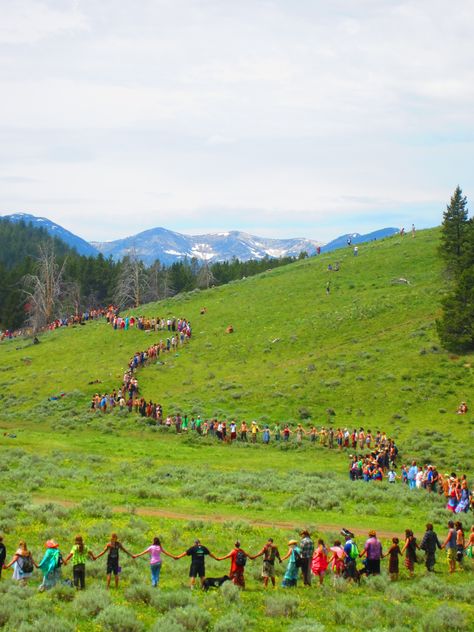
[439,185,469,278]
[437,267,474,352]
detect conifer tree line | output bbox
[437,186,474,352]
[0,217,303,331]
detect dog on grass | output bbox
[202,575,231,591]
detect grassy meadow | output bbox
[0,227,473,631]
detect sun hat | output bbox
[46,539,59,548]
[288,539,298,546]
[368,530,376,537]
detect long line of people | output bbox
[1,523,473,593]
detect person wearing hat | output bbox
[281,539,302,587]
[173,539,219,589]
[38,539,62,591]
[360,530,382,575]
[299,530,314,586]
[251,421,260,443]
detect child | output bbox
[384,537,401,581]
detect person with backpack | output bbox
[95,533,133,589]
[420,523,441,572]
[3,540,36,585]
[216,540,250,588]
[299,530,314,586]
[251,537,282,588]
[37,539,63,591]
[342,530,359,582]
[63,534,96,590]
[281,539,302,587]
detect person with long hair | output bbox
[311,539,328,586]
[133,537,174,587]
[95,533,133,589]
[401,529,419,578]
[3,540,36,585]
[63,535,96,590]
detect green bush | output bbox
[421,605,468,632]
[287,622,326,632]
[16,616,75,632]
[152,590,192,613]
[124,583,155,605]
[265,594,299,618]
[220,580,241,604]
[73,589,111,617]
[213,611,248,632]
[160,605,211,631]
[50,583,76,602]
[96,605,144,632]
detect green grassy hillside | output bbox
[0,227,473,631]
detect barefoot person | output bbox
[174,539,219,589]
[95,533,133,589]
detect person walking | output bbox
[299,530,314,586]
[216,541,250,588]
[95,533,133,589]
[383,537,401,581]
[420,524,441,572]
[252,538,282,588]
[133,537,174,587]
[174,539,219,589]
[63,535,96,590]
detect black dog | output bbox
[202,575,231,591]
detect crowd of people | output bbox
[0,308,108,341]
[1,523,473,593]
[90,315,192,416]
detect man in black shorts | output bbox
[175,539,219,588]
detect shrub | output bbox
[96,605,144,632]
[288,622,326,632]
[160,605,211,631]
[220,581,241,604]
[73,589,111,617]
[213,611,248,632]
[50,583,76,602]
[124,583,154,605]
[152,589,192,613]
[16,616,75,632]
[421,605,468,632]
[265,595,299,618]
[79,498,113,518]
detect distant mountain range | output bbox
[2,212,399,265]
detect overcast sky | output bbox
[0,0,473,242]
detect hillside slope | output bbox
[2,227,472,456]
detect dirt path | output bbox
[33,495,399,539]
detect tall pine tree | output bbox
[439,185,469,278]
[437,187,474,352]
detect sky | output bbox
[0,0,473,243]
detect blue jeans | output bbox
[151,563,161,587]
[409,479,416,489]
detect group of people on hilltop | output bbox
[109,313,191,336]
[2,523,473,594]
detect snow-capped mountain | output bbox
[3,212,99,257]
[92,228,324,265]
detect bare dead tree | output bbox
[196,261,216,289]
[114,250,149,309]
[22,244,67,332]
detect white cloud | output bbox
[0,0,473,242]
